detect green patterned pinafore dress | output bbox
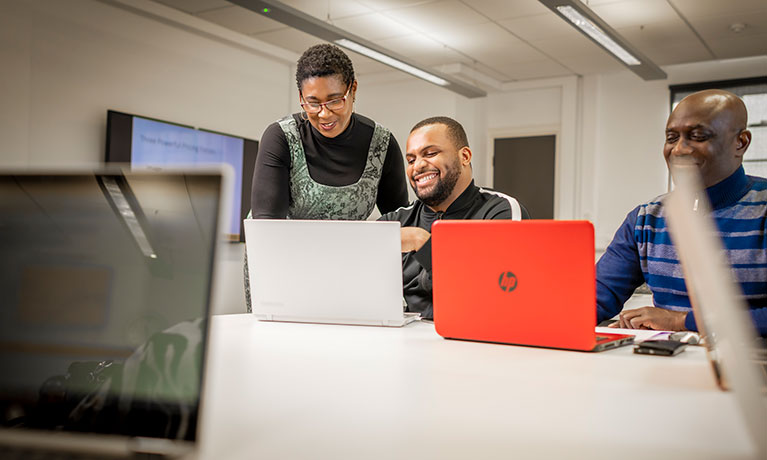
[244,115,391,312]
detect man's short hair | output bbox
[410,116,469,150]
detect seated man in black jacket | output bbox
[380,116,528,319]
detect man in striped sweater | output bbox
[380,117,528,320]
[598,89,767,336]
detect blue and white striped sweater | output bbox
[596,166,767,335]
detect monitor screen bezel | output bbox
[105,109,257,242]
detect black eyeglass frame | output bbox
[299,84,352,114]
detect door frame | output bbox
[487,126,560,218]
[483,75,582,220]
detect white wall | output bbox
[484,77,580,220]
[480,56,767,251]
[0,0,296,315]
[586,56,767,249]
[355,74,477,198]
[584,72,670,249]
[0,0,294,167]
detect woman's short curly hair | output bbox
[295,44,355,90]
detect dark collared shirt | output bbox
[379,180,528,319]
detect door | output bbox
[493,135,556,219]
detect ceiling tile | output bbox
[501,59,573,81]
[149,0,767,83]
[463,62,515,82]
[356,0,439,11]
[590,0,679,29]
[636,39,717,65]
[687,11,767,41]
[280,0,373,20]
[668,0,767,20]
[433,21,525,57]
[344,55,392,75]
[584,0,631,5]
[153,0,230,14]
[198,5,285,35]
[467,42,549,68]
[250,27,328,55]
[557,52,626,75]
[498,13,582,42]
[459,0,550,20]
[332,12,415,40]
[376,34,471,66]
[616,20,713,63]
[707,33,767,60]
[383,0,489,31]
[530,32,605,59]
[616,19,703,47]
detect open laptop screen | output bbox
[0,170,221,442]
[665,161,766,456]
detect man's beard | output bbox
[413,160,461,208]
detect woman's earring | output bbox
[300,110,308,121]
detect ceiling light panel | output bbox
[335,38,448,86]
[556,5,641,65]
[539,0,667,80]
[228,0,487,97]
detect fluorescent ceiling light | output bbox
[101,176,158,259]
[227,0,485,97]
[556,6,640,66]
[538,0,666,80]
[335,39,448,87]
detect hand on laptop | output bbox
[609,306,687,331]
[400,227,431,252]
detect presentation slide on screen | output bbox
[132,117,243,237]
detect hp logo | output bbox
[498,272,518,292]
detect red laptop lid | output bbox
[431,220,597,351]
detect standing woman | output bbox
[245,44,409,310]
[250,43,409,220]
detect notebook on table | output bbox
[0,167,228,458]
[431,220,633,352]
[244,219,417,327]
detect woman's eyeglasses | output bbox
[300,85,351,114]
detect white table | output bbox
[197,314,759,459]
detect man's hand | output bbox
[400,227,431,253]
[608,306,687,331]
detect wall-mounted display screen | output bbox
[105,110,257,242]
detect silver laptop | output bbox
[0,167,228,458]
[665,159,767,457]
[244,219,418,327]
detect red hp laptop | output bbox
[431,220,633,352]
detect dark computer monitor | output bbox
[0,169,224,454]
[106,110,257,242]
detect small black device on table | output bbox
[634,340,688,356]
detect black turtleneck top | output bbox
[251,112,409,218]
